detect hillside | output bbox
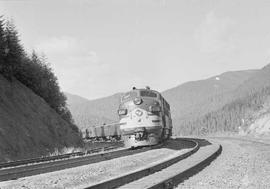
[66,69,258,134]
[177,64,270,136]
[235,64,270,97]
[0,75,82,163]
[179,87,270,137]
[65,93,122,131]
[162,70,258,121]
[65,64,270,137]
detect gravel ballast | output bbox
[0,140,190,189]
[177,137,270,189]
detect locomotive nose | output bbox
[135,109,143,116]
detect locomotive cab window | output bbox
[140,90,157,98]
[121,91,137,102]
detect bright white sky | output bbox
[1,0,270,100]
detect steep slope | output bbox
[246,94,270,136]
[65,93,122,131]
[0,75,82,163]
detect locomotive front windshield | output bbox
[140,90,157,98]
[121,90,158,103]
[121,91,137,102]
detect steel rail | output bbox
[0,144,162,182]
[85,139,199,189]
[0,145,127,181]
[144,144,222,189]
[0,144,122,169]
[209,136,270,146]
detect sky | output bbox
[1,0,270,100]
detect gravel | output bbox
[3,137,266,189]
[177,137,270,189]
[0,140,190,189]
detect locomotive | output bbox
[118,87,172,147]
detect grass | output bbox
[49,146,84,156]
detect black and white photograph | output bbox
[0,0,270,188]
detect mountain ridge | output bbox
[66,68,261,135]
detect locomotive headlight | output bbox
[118,109,127,115]
[149,106,161,112]
[133,97,142,105]
[135,109,143,116]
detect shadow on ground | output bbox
[161,138,212,151]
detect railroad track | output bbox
[85,138,222,189]
[0,144,123,169]
[0,144,128,181]
[0,138,222,189]
[209,136,270,146]
[0,143,165,182]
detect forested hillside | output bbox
[175,64,270,136]
[66,70,260,135]
[0,17,74,126]
[0,16,82,162]
[162,70,257,121]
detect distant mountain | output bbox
[177,64,270,136]
[162,70,258,122]
[235,64,270,97]
[66,69,259,134]
[65,92,122,131]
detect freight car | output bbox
[86,123,121,141]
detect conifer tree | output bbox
[0,16,6,74]
[0,17,79,132]
[4,19,25,80]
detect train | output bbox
[85,123,121,141]
[85,87,172,147]
[118,87,172,147]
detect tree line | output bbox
[174,86,270,136]
[0,16,79,133]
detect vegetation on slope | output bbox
[66,70,259,135]
[177,87,270,135]
[66,65,270,137]
[0,16,83,162]
[175,64,270,136]
[0,16,77,131]
[162,70,257,121]
[0,75,82,162]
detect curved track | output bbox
[0,138,222,189]
[85,138,222,189]
[85,139,199,189]
[0,144,123,169]
[209,136,270,146]
[0,142,171,182]
[0,144,130,181]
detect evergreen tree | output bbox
[85,129,90,139]
[0,17,79,132]
[0,16,6,74]
[3,19,25,80]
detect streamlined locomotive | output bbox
[118,87,172,147]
